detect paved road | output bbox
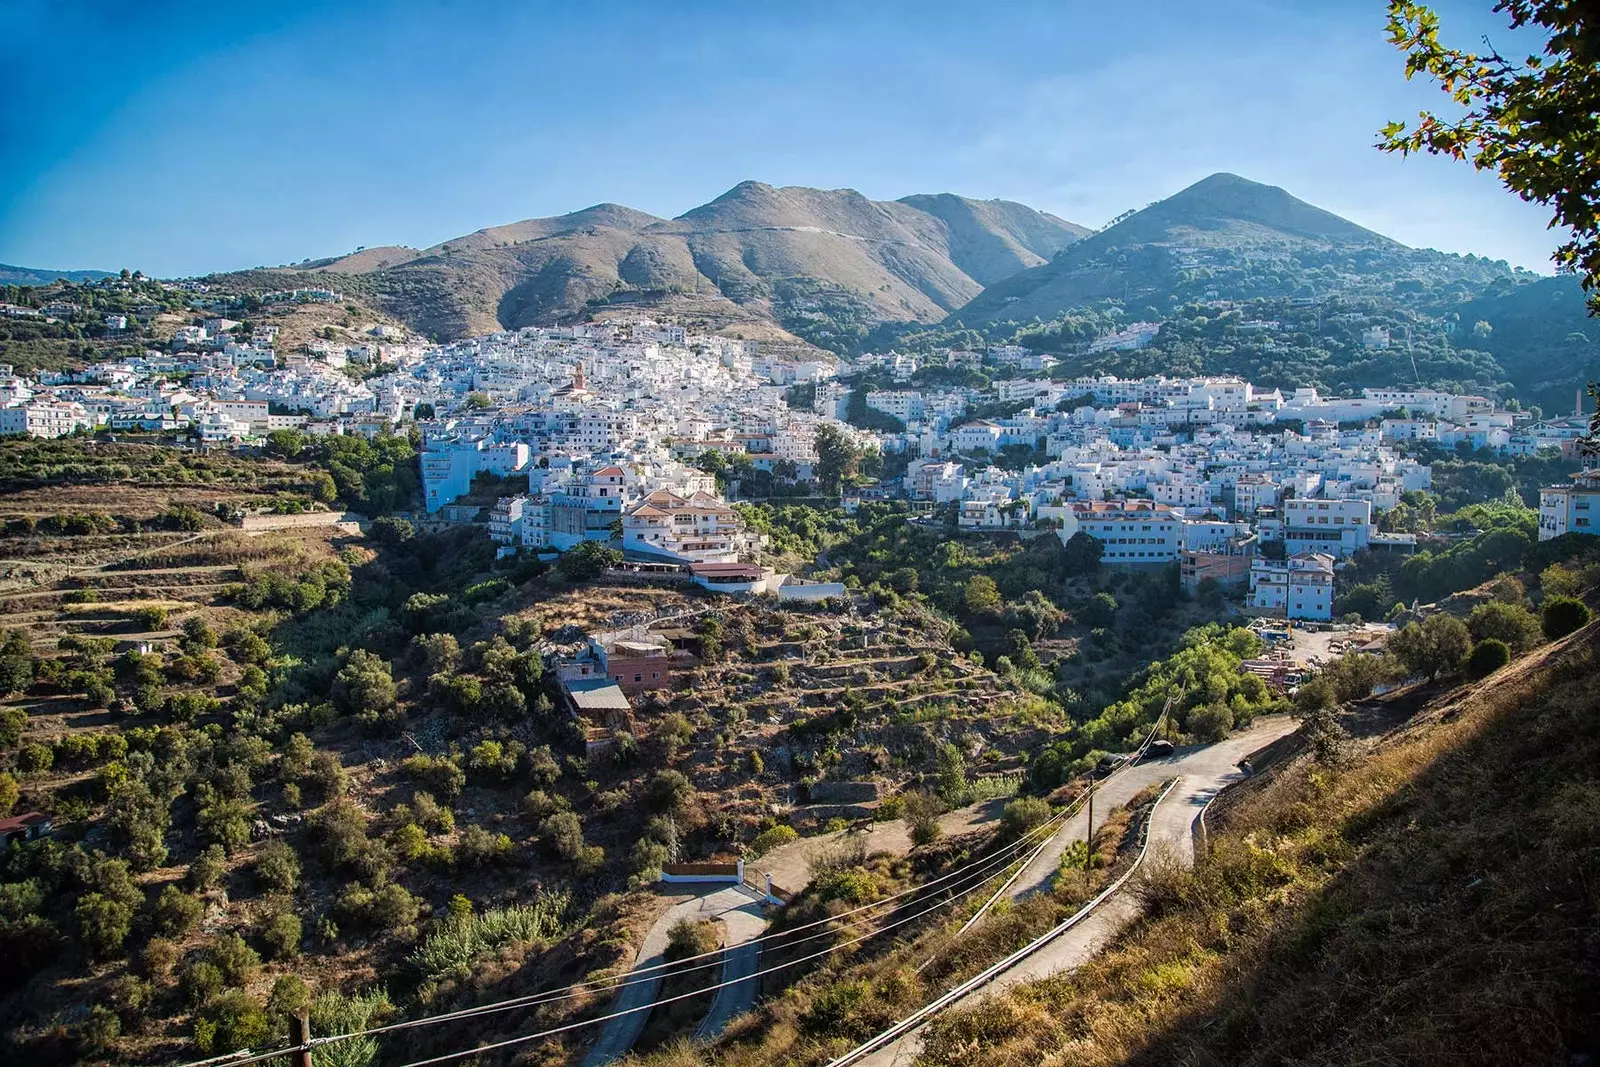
[694,892,769,1040]
[852,716,1298,1067]
[582,883,765,1066]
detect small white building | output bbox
[1249,552,1335,621]
[1539,470,1600,540]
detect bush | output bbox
[457,824,513,868]
[181,960,224,1007]
[556,540,621,582]
[259,911,302,959]
[153,884,203,936]
[748,824,799,856]
[902,791,943,846]
[189,844,228,890]
[665,918,720,962]
[76,892,135,959]
[193,989,269,1054]
[1542,595,1592,639]
[1466,638,1511,679]
[1187,703,1235,742]
[207,933,261,986]
[335,881,420,933]
[999,796,1052,840]
[254,840,301,894]
[540,812,585,861]
[1466,600,1542,652]
[132,604,169,631]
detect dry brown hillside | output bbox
[204,183,1088,344]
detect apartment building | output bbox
[621,488,749,563]
[1280,497,1372,557]
[1249,552,1336,621]
[1063,500,1180,563]
[1539,469,1600,540]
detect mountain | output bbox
[950,172,1510,326]
[0,263,116,286]
[208,184,1088,346]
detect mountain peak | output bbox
[1136,172,1391,246]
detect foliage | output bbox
[408,894,569,985]
[556,540,621,581]
[1381,0,1600,308]
[1466,637,1512,678]
[1389,614,1473,680]
[1466,600,1542,652]
[1541,594,1592,638]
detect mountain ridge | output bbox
[0,263,117,286]
[949,172,1500,327]
[213,182,1089,344]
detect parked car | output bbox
[1143,738,1175,758]
[1095,753,1129,776]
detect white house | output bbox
[1281,497,1372,557]
[1539,469,1600,540]
[1249,552,1335,621]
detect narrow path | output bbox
[582,883,765,1067]
[694,893,769,1040]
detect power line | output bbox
[177,708,1184,1067]
[378,843,1034,1067]
[171,789,1082,1067]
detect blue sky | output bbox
[0,0,1563,278]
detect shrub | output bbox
[335,882,420,933]
[17,742,52,773]
[153,884,203,936]
[1542,595,1592,639]
[749,824,799,856]
[76,892,135,959]
[81,1003,121,1054]
[141,937,180,980]
[1187,703,1235,742]
[254,840,301,894]
[407,894,569,985]
[401,754,463,799]
[259,910,302,960]
[181,960,224,1007]
[1466,638,1511,679]
[132,604,169,631]
[207,933,261,986]
[556,540,621,581]
[540,812,585,861]
[1388,614,1472,681]
[999,796,1052,840]
[457,824,513,868]
[665,918,720,961]
[1466,600,1541,652]
[902,791,943,846]
[647,770,694,813]
[193,989,269,1054]
[190,844,228,890]
[0,771,17,816]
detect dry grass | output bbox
[917,624,1600,1067]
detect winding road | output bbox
[848,715,1298,1067]
[581,883,766,1067]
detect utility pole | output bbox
[1085,784,1093,862]
[293,1013,313,1067]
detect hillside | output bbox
[916,619,1600,1067]
[201,184,1088,347]
[0,264,116,286]
[952,172,1520,327]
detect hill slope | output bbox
[952,172,1515,326]
[204,184,1088,345]
[918,623,1600,1066]
[0,263,116,286]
